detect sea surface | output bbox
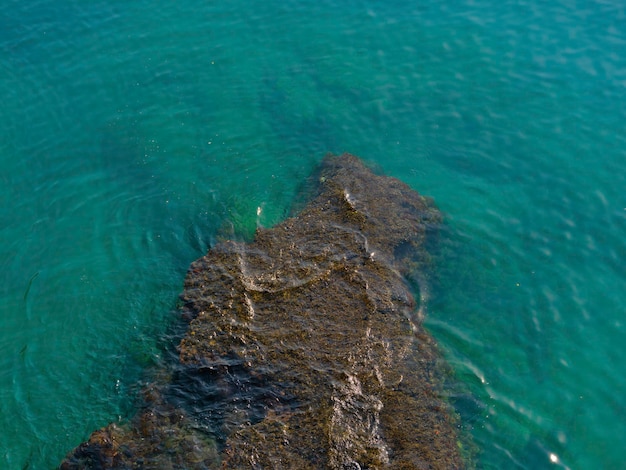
[1,0,625,468]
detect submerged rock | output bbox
[60,154,466,469]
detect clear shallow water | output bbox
[1,0,624,468]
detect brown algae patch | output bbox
[61,154,469,469]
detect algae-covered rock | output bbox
[60,154,466,469]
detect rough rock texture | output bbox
[60,154,466,469]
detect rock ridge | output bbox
[60,153,466,469]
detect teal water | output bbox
[1,0,625,468]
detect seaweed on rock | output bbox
[60,153,468,469]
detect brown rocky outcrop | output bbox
[60,154,466,469]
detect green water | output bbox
[1,1,625,468]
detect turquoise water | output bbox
[1,0,625,468]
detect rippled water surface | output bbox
[1,1,625,468]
